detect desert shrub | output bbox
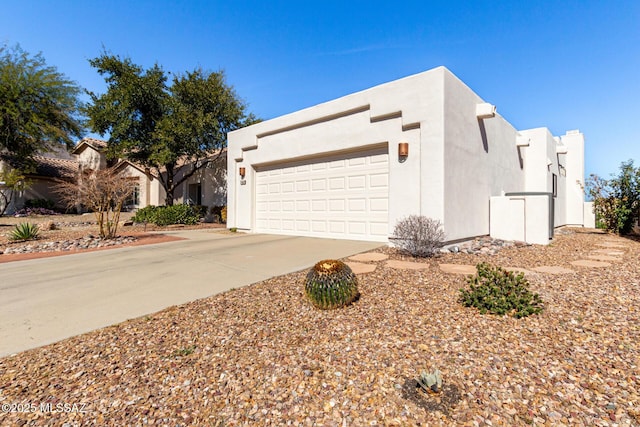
[193,205,207,218]
[210,205,226,223]
[132,205,199,226]
[9,222,40,241]
[393,215,445,257]
[304,259,359,310]
[459,263,543,318]
[132,205,158,223]
[221,206,227,223]
[24,199,56,210]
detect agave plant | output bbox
[304,259,359,310]
[9,222,40,241]
[417,368,443,394]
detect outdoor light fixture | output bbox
[239,167,246,178]
[398,142,409,158]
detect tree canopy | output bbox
[0,44,84,170]
[86,53,258,205]
[587,159,640,234]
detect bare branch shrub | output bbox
[393,215,445,257]
[56,167,135,238]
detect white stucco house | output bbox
[227,66,593,245]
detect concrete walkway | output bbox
[0,231,381,357]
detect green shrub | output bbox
[132,205,159,223]
[132,205,199,226]
[459,263,543,318]
[9,222,40,241]
[305,259,359,310]
[154,204,200,226]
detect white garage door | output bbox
[255,146,389,242]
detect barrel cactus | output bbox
[304,259,359,310]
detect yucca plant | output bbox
[9,222,40,241]
[305,259,359,310]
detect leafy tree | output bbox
[587,159,640,234]
[86,53,258,205]
[0,168,30,215]
[0,44,83,169]
[56,167,134,238]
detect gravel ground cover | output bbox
[0,229,639,426]
[0,214,226,258]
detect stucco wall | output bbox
[227,66,587,243]
[518,127,585,229]
[173,157,227,209]
[561,130,586,225]
[76,146,106,170]
[443,71,525,241]
[228,67,447,234]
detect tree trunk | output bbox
[164,164,175,206]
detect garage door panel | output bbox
[329,221,346,233]
[349,175,366,189]
[370,222,388,236]
[370,173,388,188]
[255,147,388,242]
[348,199,366,212]
[312,200,326,211]
[329,177,345,190]
[370,198,387,212]
[348,222,367,235]
[329,199,345,211]
[348,157,366,167]
[311,179,326,191]
[296,200,310,211]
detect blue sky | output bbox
[1,0,638,178]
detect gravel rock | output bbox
[1,235,137,254]
[0,229,639,426]
[443,236,531,256]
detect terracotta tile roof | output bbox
[71,137,108,154]
[31,155,79,179]
[81,137,108,149]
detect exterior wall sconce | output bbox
[239,167,246,178]
[398,142,409,158]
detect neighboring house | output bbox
[71,137,166,210]
[227,66,594,245]
[1,137,227,214]
[0,154,78,213]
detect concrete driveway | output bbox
[0,231,381,357]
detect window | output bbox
[552,173,558,198]
[188,183,202,205]
[126,183,140,207]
